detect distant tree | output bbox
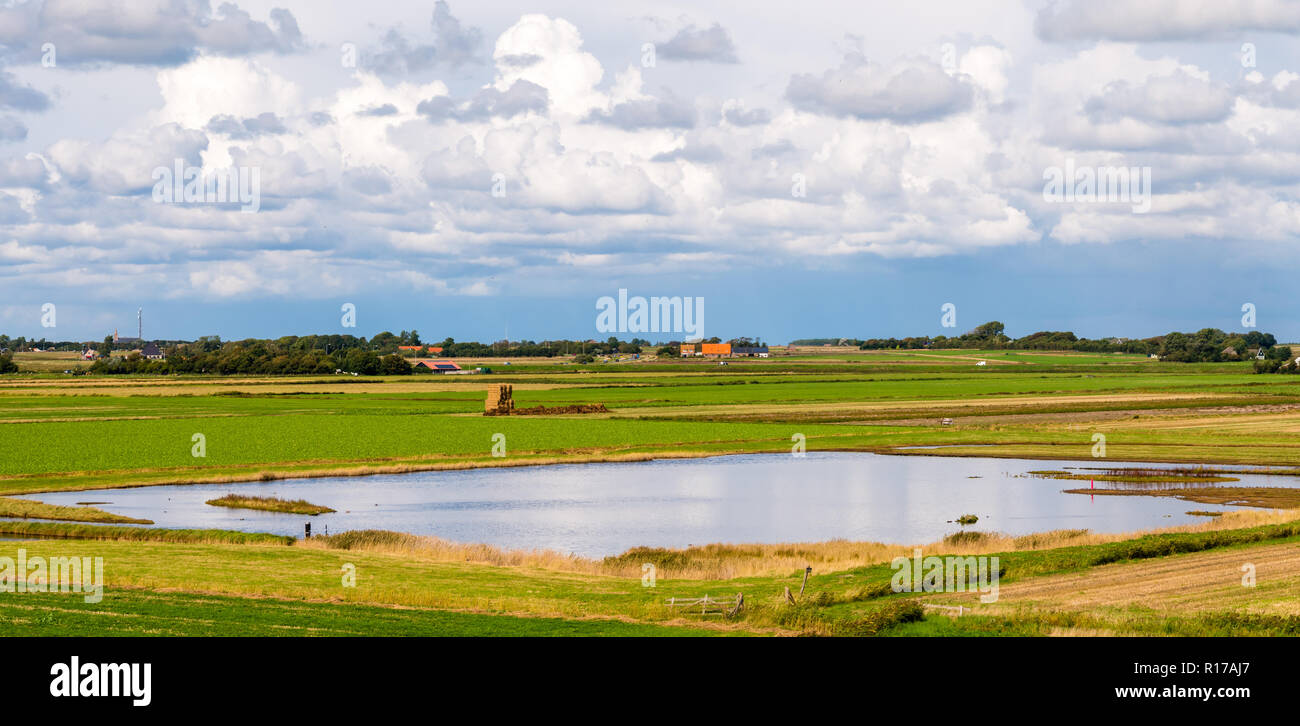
[370,331,399,352]
[340,348,381,375]
[378,353,412,376]
[1244,331,1276,349]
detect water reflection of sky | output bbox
[24,453,1291,558]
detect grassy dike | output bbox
[2,515,1298,636]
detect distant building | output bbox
[141,342,165,360]
[682,342,767,358]
[412,359,462,373]
[399,345,443,354]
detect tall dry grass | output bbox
[295,508,1300,580]
[297,529,599,572]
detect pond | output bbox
[22,453,1296,557]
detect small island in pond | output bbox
[205,494,335,516]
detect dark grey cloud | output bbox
[358,104,399,117]
[362,0,482,75]
[497,53,542,69]
[1242,77,1300,109]
[0,0,304,67]
[417,80,548,122]
[722,105,770,126]
[0,116,26,143]
[1085,71,1234,125]
[751,140,796,159]
[0,156,49,187]
[420,136,492,191]
[651,144,724,162]
[1035,0,1300,42]
[657,23,738,63]
[344,166,393,196]
[585,97,696,129]
[1042,119,1251,155]
[787,54,973,123]
[206,112,288,139]
[0,192,27,223]
[0,71,51,111]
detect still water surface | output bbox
[27,453,1290,557]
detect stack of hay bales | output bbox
[485,384,514,415]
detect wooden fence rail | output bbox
[666,593,744,616]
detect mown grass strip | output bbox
[0,496,152,524]
[0,520,294,545]
[0,588,737,637]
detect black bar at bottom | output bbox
[3,636,1286,714]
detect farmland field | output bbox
[2,351,1299,637]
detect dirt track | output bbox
[935,542,1300,616]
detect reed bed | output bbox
[1028,467,1238,484]
[298,529,598,572]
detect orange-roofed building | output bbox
[399,345,443,353]
[411,359,461,372]
[701,343,731,356]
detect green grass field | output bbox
[2,350,1299,636]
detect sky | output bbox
[2,0,1300,344]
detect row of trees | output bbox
[88,338,418,376]
[853,322,1279,362]
[0,335,85,352]
[77,333,667,376]
[430,337,654,358]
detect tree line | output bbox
[851,322,1281,363]
[74,334,665,376]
